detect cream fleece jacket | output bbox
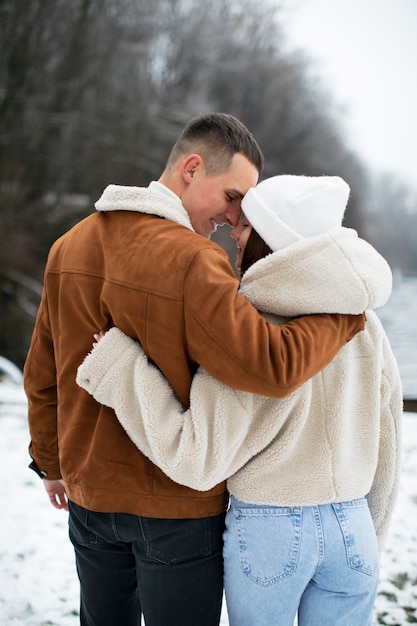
[77,227,402,549]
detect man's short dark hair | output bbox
[166,112,264,175]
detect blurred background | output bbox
[1,0,416,371]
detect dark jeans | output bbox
[68,500,225,626]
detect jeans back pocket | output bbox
[233,505,301,586]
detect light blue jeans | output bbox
[224,497,379,626]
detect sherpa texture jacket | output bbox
[77,226,402,546]
[24,183,365,519]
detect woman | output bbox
[77,175,402,626]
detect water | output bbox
[376,273,417,399]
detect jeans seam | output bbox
[332,500,376,576]
[313,506,325,571]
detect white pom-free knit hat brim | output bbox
[241,175,350,252]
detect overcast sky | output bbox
[282,0,417,189]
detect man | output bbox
[24,113,365,626]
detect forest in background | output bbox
[1,0,417,368]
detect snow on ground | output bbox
[0,390,416,625]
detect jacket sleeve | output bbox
[23,289,62,479]
[76,328,291,491]
[366,326,403,550]
[182,249,365,398]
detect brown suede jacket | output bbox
[24,184,364,518]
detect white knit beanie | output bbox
[241,175,350,251]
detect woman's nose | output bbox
[230,225,239,240]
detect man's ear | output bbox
[182,154,203,183]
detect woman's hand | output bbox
[93,331,106,348]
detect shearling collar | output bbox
[95,184,194,232]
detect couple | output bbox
[77,173,402,625]
[24,113,401,626]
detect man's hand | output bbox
[43,478,68,511]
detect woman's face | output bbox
[230,217,252,270]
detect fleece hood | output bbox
[239,227,392,317]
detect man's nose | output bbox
[225,207,242,228]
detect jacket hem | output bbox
[66,484,229,519]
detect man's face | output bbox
[182,153,259,238]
